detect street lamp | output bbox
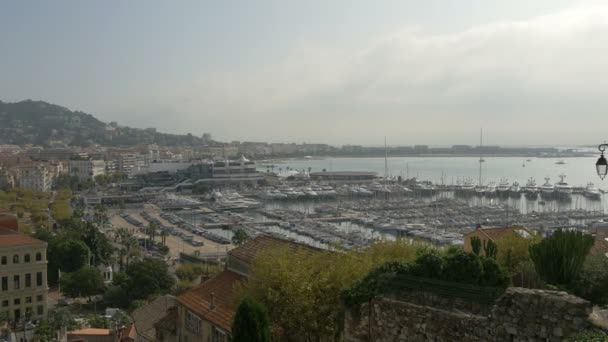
[596,144,608,180]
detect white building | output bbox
[16,164,52,192]
[69,159,106,181]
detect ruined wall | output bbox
[344,287,594,342]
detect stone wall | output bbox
[344,287,594,342]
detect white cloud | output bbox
[168,5,608,145]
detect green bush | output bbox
[564,329,608,342]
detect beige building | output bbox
[463,225,533,255]
[16,163,52,192]
[69,159,106,181]
[0,213,48,323]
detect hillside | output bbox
[0,100,211,147]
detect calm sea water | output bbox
[262,156,604,189]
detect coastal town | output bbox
[3,1,608,341]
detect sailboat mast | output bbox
[479,128,483,186]
[384,137,389,179]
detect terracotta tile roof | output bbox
[228,234,320,264]
[68,328,112,336]
[131,295,176,339]
[0,229,46,247]
[176,270,245,333]
[0,212,18,232]
[471,226,531,242]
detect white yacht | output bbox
[509,182,521,197]
[496,178,510,196]
[554,174,572,201]
[485,182,497,197]
[524,177,538,199]
[540,177,554,199]
[583,183,601,200]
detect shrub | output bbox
[564,329,608,342]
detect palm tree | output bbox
[160,230,168,247]
[147,223,158,244]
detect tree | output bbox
[495,231,541,274]
[529,229,594,286]
[471,236,481,256]
[147,223,158,245]
[232,296,271,342]
[160,230,168,247]
[60,267,105,300]
[570,255,608,305]
[50,239,89,273]
[483,240,498,259]
[232,229,249,246]
[126,258,175,300]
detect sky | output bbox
[1,0,608,146]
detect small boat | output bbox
[556,160,566,165]
[526,159,532,162]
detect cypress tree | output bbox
[232,296,270,342]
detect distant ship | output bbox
[554,174,572,201]
[496,178,510,196]
[524,177,538,200]
[540,177,554,199]
[583,183,601,200]
[509,182,521,197]
[555,160,566,165]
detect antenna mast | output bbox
[478,128,483,186]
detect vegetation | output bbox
[232,296,271,342]
[242,241,423,341]
[60,267,105,300]
[343,249,509,307]
[529,229,594,286]
[175,263,223,282]
[471,236,482,256]
[232,229,249,246]
[104,258,174,308]
[0,188,52,230]
[570,255,608,305]
[564,329,608,342]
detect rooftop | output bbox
[228,234,321,265]
[131,295,176,339]
[176,270,245,332]
[68,328,112,336]
[0,228,46,248]
[467,226,532,242]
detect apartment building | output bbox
[69,159,106,181]
[0,212,48,323]
[16,164,52,192]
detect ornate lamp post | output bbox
[596,144,608,180]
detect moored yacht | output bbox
[496,178,510,197]
[509,182,521,197]
[554,174,572,201]
[524,177,538,199]
[485,182,497,197]
[584,183,601,200]
[540,177,554,199]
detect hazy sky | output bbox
[1,0,608,146]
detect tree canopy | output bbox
[232,296,271,342]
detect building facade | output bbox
[0,214,48,323]
[69,159,106,181]
[16,164,52,192]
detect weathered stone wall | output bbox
[344,287,594,342]
[383,289,493,316]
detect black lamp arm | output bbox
[599,144,608,153]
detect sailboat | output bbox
[474,129,487,195]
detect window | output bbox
[1,300,8,307]
[212,327,227,342]
[185,310,202,336]
[25,274,31,288]
[25,297,32,304]
[37,305,43,316]
[35,253,42,261]
[1,277,7,291]
[36,272,43,287]
[24,254,30,263]
[1,256,6,265]
[13,298,20,305]
[13,255,19,264]
[36,295,43,302]
[13,275,19,290]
